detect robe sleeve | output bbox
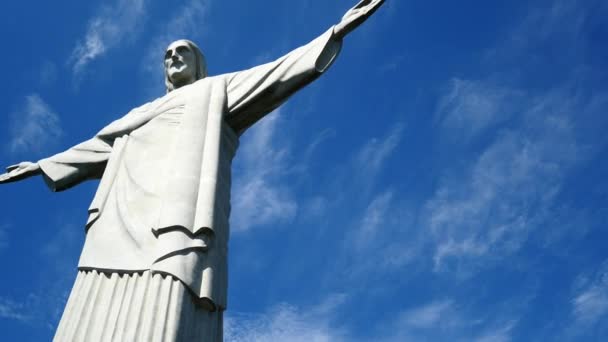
[225,26,342,134]
[37,102,154,192]
[37,136,113,192]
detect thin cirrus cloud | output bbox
[473,322,517,342]
[571,262,608,325]
[230,109,298,232]
[157,0,209,43]
[435,78,519,141]
[225,306,343,342]
[225,294,348,342]
[397,299,455,329]
[485,0,605,68]
[386,300,517,342]
[427,87,581,273]
[422,0,603,275]
[69,0,147,76]
[354,123,403,183]
[0,298,31,322]
[0,223,85,327]
[8,94,62,156]
[352,190,394,251]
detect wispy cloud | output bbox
[231,110,297,232]
[8,94,62,156]
[0,297,31,322]
[398,300,455,329]
[484,0,607,78]
[334,189,420,289]
[70,0,147,75]
[474,321,516,342]
[225,294,348,342]
[572,262,608,325]
[153,0,209,44]
[385,299,517,342]
[428,89,581,272]
[354,124,403,181]
[325,125,415,284]
[353,190,393,250]
[436,78,520,140]
[348,124,404,197]
[425,0,608,276]
[377,55,406,74]
[38,223,83,325]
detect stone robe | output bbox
[38,28,342,312]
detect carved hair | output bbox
[164,39,207,93]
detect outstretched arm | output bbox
[0,136,113,191]
[225,0,385,134]
[0,99,160,191]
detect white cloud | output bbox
[9,94,62,155]
[572,263,608,324]
[474,321,516,342]
[425,0,608,275]
[70,0,147,75]
[353,191,393,250]
[436,78,519,140]
[511,0,594,51]
[328,125,416,282]
[225,295,347,342]
[377,55,406,74]
[573,286,608,323]
[0,223,83,329]
[385,300,518,342]
[354,124,403,182]
[398,300,454,329]
[0,297,31,322]
[427,87,581,273]
[155,0,209,43]
[336,188,420,287]
[231,110,297,232]
[484,0,607,76]
[0,223,80,330]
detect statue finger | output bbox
[354,0,372,9]
[366,0,385,11]
[6,164,19,172]
[362,0,385,16]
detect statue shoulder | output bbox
[129,97,162,115]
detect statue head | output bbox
[164,39,207,93]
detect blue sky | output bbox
[1,0,607,341]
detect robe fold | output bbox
[38,27,342,312]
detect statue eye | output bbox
[164,50,172,60]
[176,46,190,54]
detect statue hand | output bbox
[0,161,41,184]
[334,0,386,39]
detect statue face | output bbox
[164,41,197,87]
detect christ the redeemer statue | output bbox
[0,1,384,341]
